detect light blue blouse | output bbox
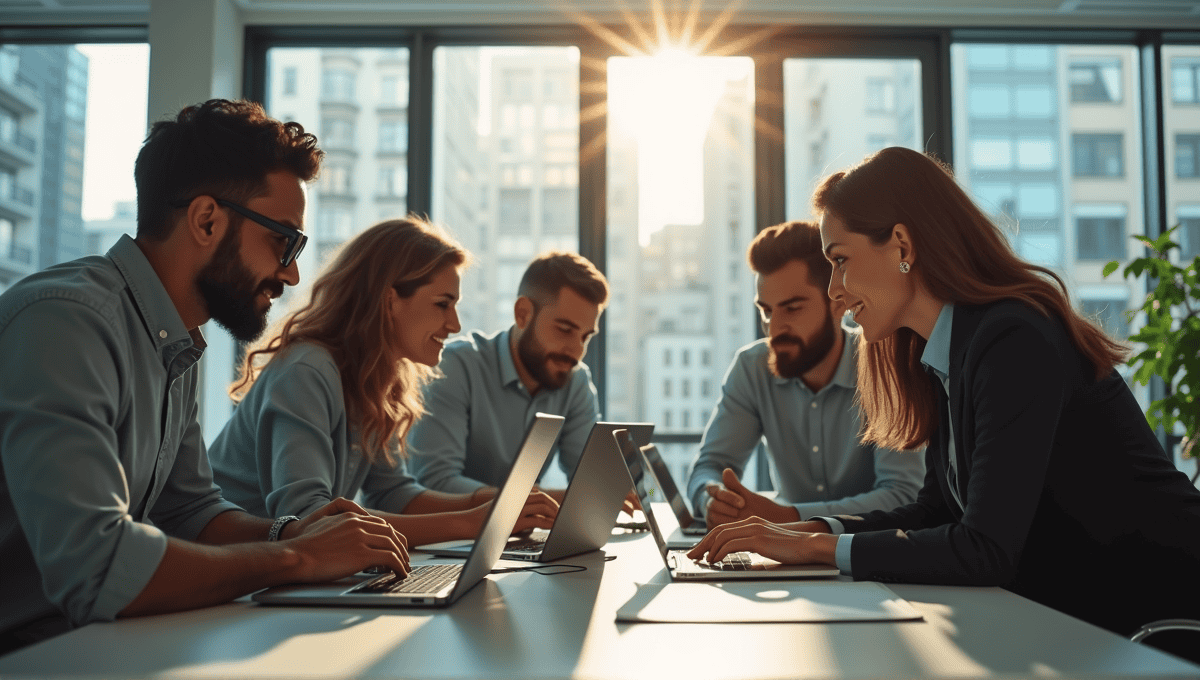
[208,342,426,519]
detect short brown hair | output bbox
[747,220,832,289]
[518,251,609,308]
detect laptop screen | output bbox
[612,429,673,561]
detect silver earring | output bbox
[899,261,910,274]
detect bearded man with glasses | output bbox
[0,99,409,655]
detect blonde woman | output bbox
[209,218,558,546]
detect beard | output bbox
[516,312,578,391]
[768,310,837,379]
[195,224,281,343]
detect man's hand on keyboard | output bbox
[286,499,411,582]
[685,515,837,567]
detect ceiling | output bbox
[1,0,1199,28]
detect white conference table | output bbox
[1,530,1197,680]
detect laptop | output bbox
[419,422,655,562]
[613,429,839,581]
[639,442,707,549]
[252,413,565,607]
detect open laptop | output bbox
[614,429,839,581]
[639,442,707,549]
[420,422,654,562]
[252,413,565,607]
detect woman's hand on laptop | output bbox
[285,500,411,581]
[685,516,837,567]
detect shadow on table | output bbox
[360,549,608,678]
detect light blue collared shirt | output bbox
[0,235,240,633]
[686,328,923,519]
[822,305,955,574]
[407,328,600,493]
[209,342,427,519]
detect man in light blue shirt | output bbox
[408,252,608,501]
[0,100,407,653]
[687,221,923,528]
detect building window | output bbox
[541,187,575,235]
[662,379,671,398]
[498,189,532,234]
[378,119,407,153]
[282,67,297,95]
[1179,211,1200,261]
[971,138,1013,169]
[681,379,690,397]
[379,74,406,106]
[1015,86,1053,118]
[701,350,711,367]
[1176,134,1200,178]
[682,410,691,429]
[321,117,354,148]
[1069,59,1122,103]
[968,85,1010,118]
[1072,133,1124,177]
[1075,205,1127,261]
[1171,57,1200,104]
[701,379,711,398]
[1017,138,1055,170]
[663,348,671,366]
[865,78,895,113]
[1081,298,1129,340]
[378,165,406,197]
[321,68,355,102]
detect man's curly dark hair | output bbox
[134,99,323,241]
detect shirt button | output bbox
[811,402,818,409]
[816,484,825,492]
[812,445,819,452]
[159,330,167,339]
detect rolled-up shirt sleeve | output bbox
[256,360,347,519]
[0,302,168,626]
[687,354,765,515]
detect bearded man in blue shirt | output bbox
[0,100,408,654]
[687,220,924,528]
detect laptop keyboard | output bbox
[503,536,547,554]
[708,551,753,571]
[349,564,462,594]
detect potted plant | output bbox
[1104,225,1199,483]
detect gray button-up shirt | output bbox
[0,235,239,633]
[407,328,600,493]
[687,327,924,519]
[209,342,427,518]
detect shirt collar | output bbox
[497,326,524,390]
[107,234,205,369]
[920,303,955,381]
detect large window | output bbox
[606,54,756,487]
[952,42,1146,407]
[1073,132,1125,177]
[431,47,580,340]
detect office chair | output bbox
[1130,619,1200,665]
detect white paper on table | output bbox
[615,580,923,623]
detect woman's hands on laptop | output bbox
[283,497,412,581]
[686,516,837,566]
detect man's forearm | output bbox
[195,509,276,544]
[119,537,301,618]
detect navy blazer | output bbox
[837,300,1200,634]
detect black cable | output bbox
[489,564,588,575]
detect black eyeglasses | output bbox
[171,196,307,267]
[214,199,307,267]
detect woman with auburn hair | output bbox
[690,146,1200,647]
[208,218,558,547]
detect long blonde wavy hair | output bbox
[230,217,469,466]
